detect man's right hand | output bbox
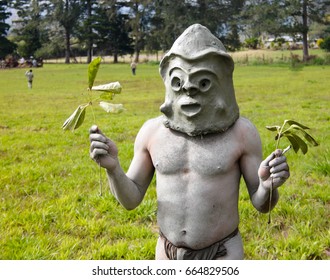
[89,125,119,171]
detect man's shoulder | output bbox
[141,116,164,130]
[233,117,258,132]
[135,116,165,148]
[232,117,261,149]
[137,116,164,138]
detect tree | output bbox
[48,0,82,63]
[241,0,330,60]
[148,0,190,52]
[78,0,98,63]
[0,0,16,58]
[5,0,328,62]
[282,0,330,61]
[148,0,243,54]
[217,0,245,50]
[93,1,133,63]
[147,0,213,53]
[10,0,46,58]
[125,0,154,62]
[241,0,284,39]
[319,36,330,51]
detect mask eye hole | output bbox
[171,77,182,91]
[199,78,211,92]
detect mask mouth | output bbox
[180,103,201,117]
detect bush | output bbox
[244,37,259,49]
[316,38,324,48]
[319,37,330,52]
[306,55,325,65]
[290,53,300,68]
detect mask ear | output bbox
[160,101,173,117]
[159,55,174,82]
[221,56,235,75]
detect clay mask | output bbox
[159,24,239,136]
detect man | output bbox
[130,61,137,75]
[25,69,34,89]
[89,24,290,260]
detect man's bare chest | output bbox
[149,130,240,176]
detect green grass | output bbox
[0,61,329,260]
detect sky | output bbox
[6,8,17,25]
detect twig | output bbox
[268,145,291,224]
[268,179,273,224]
[282,145,292,155]
[99,162,103,196]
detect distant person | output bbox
[25,69,34,89]
[0,59,5,69]
[19,57,26,67]
[130,61,137,75]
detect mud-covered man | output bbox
[89,24,290,260]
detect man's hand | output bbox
[258,149,290,190]
[89,125,119,171]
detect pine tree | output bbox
[0,0,16,58]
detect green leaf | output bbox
[99,92,114,100]
[291,133,308,154]
[92,81,122,94]
[88,57,102,89]
[62,103,89,131]
[265,125,281,132]
[286,124,319,146]
[280,131,308,154]
[283,119,310,130]
[286,135,300,153]
[99,102,125,114]
[74,107,86,130]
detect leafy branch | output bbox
[265,119,319,223]
[266,119,318,154]
[62,57,125,131]
[62,57,125,195]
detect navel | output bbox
[182,168,189,174]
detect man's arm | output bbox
[238,118,290,213]
[89,121,155,210]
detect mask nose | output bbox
[182,81,198,96]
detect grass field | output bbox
[0,59,329,260]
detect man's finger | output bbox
[270,161,289,173]
[269,155,287,168]
[89,125,99,134]
[89,125,106,137]
[90,141,109,152]
[89,132,107,143]
[90,148,108,160]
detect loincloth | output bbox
[159,228,239,260]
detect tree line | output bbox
[1,0,329,64]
